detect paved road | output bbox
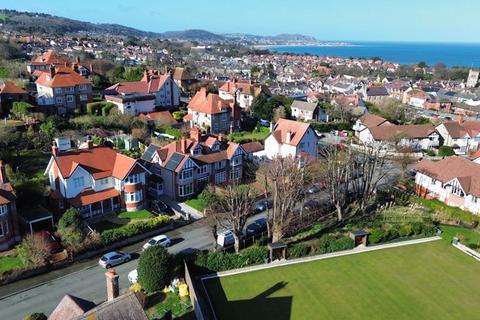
[0,221,214,320]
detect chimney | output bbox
[180,137,187,154]
[49,66,56,78]
[164,65,168,75]
[0,160,7,185]
[144,70,150,83]
[76,56,80,64]
[190,127,201,142]
[87,135,94,149]
[199,87,207,97]
[52,141,59,157]
[286,130,292,144]
[73,63,79,73]
[105,269,119,301]
[457,114,465,124]
[89,63,94,74]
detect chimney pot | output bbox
[180,138,187,154]
[49,66,56,79]
[105,269,119,301]
[87,136,94,149]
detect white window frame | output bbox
[179,183,193,197]
[230,168,241,181]
[0,205,7,216]
[66,95,74,103]
[126,174,140,184]
[125,190,143,203]
[197,166,208,175]
[215,171,226,184]
[179,169,193,180]
[55,96,64,104]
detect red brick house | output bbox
[0,161,21,251]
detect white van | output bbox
[216,230,235,247]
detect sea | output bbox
[269,42,480,68]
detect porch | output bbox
[69,188,121,219]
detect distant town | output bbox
[0,7,480,320]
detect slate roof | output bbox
[48,294,96,320]
[76,292,148,320]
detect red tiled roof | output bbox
[0,81,26,94]
[106,74,169,95]
[441,121,480,139]
[69,188,120,207]
[53,146,140,180]
[138,111,176,125]
[359,114,389,128]
[271,119,311,146]
[187,88,233,115]
[219,81,271,97]
[369,124,436,140]
[31,50,68,66]
[241,141,264,153]
[49,294,95,320]
[36,67,91,88]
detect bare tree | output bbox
[209,183,258,253]
[260,157,314,242]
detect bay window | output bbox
[125,190,143,203]
[179,169,193,180]
[179,183,193,197]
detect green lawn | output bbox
[0,255,23,274]
[117,209,153,220]
[11,150,50,179]
[90,220,123,233]
[441,225,480,249]
[204,240,480,320]
[228,127,270,143]
[185,198,208,212]
[145,292,193,319]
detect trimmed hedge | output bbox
[101,215,170,245]
[86,101,116,116]
[194,246,268,272]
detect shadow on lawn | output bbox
[205,279,292,320]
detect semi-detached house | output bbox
[436,118,480,155]
[45,137,150,219]
[142,127,246,201]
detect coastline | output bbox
[253,43,355,50]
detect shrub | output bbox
[329,236,355,252]
[101,102,115,117]
[57,208,85,252]
[16,234,49,267]
[86,102,103,115]
[438,146,455,157]
[24,313,47,320]
[424,149,436,157]
[385,224,400,241]
[100,215,170,245]
[172,111,187,121]
[12,101,35,118]
[137,246,172,293]
[368,228,385,244]
[194,246,268,272]
[58,208,82,230]
[287,223,324,243]
[289,243,310,258]
[411,222,423,235]
[399,224,414,237]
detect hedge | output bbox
[101,215,170,245]
[194,246,268,272]
[86,101,116,116]
[309,121,351,133]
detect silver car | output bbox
[98,251,131,268]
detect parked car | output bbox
[307,183,322,194]
[255,199,273,213]
[98,251,131,268]
[128,269,138,284]
[143,235,171,250]
[150,200,174,216]
[246,218,267,237]
[303,200,321,211]
[35,231,62,254]
[217,230,236,247]
[259,119,270,127]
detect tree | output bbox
[250,95,272,120]
[16,234,49,267]
[260,157,314,242]
[209,183,258,253]
[417,61,428,69]
[57,208,84,253]
[438,145,455,157]
[137,246,172,293]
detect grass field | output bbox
[117,209,153,220]
[0,256,23,274]
[204,240,480,320]
[228,127,270,143]
[185,198,208,212]
[441,225,480,249]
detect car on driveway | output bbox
[98,251,131,268]
[255,199,273,213]
[246,218,267,237]
[128,269,138,284]
[150,200,174,216]
[143,235,171,251]
[217,230,237,247]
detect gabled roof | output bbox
[358,114,389,128]
[138,111,176,125]
[270,119,312,146]
[77,292,148,320]
[52,146,143,180]
[188,88,233,114]
[48,294,96,320]
[0,81,26,94]
[241,141,264,154]
[31,49,68,66]
[105,73,170,95]
[291,100,318,112]
[415,156,480,197]
[440,121,480,139]
[219,81,271,97]
[36,67,91,88]
[366,86,389,97]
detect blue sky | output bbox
[2,0,479,43]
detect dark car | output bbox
[255,199,273,213]
[35,231,62,254]
[246,218,267,237]
[303,200,321,211]
[259,119,271,127]
[150,200,174,216]
[307,183,322,194]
